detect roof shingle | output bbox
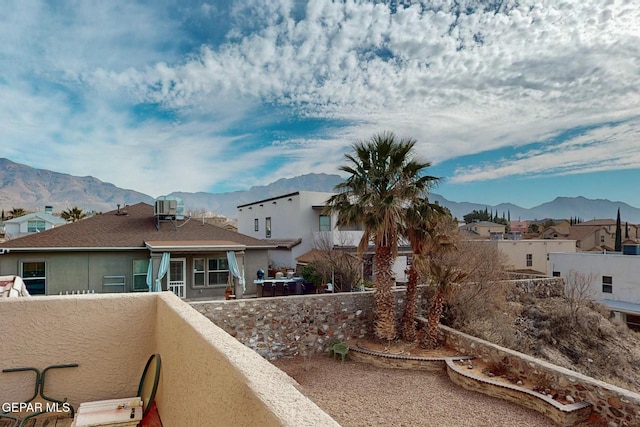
[1,203,271,249]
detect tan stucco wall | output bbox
[0,294,155,408]
[0,292,337,426]
[154,293,339,426]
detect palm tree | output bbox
[324,131,439,341]
[61,207,87,222]
[8,207,26,219]
[400,199,446,342]
[419,215,467,348]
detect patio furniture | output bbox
[260,281,275,297]
[1,363,78,426]
[273,281,288,296]
[73,354,161,427]
[330,342,349,364]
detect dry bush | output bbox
[441,241,510,329]
[564,270,596,324]
[310,232,362,292]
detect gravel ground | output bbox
[272,355,558,427]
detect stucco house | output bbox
[549,247,640,331]
[481,239,576,275]
[459,221,506,239]
[0,202,273,299]
[237,191,411,284]
[544,219,639,252]
[3,210,66,239]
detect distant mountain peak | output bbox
[2,159,639,222]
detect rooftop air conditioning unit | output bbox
[155,199,178,217]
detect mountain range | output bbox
[1,157,640,223]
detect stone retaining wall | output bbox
[191,278,640,426]
[191,290,430,359]
[505,277,564,300]
[192,279,563,360]
[437,323,640,427]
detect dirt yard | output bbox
[272,354,559,427]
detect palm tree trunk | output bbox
[401,264,419,342]
[421,292,443,349]
[373,244,396,341]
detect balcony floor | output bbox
[0,414,72,427]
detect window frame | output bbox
[319,215,331,232]
[265,217,271,238]
[602,275,613,293]
[525,253,533,267]
[27,219,46,233]
[132,259,150,292]
[192,256,230,289]
[20,260,47,295]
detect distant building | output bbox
[237,191,411,283]
[509,221,529,234]
[544,219,639,251]
[3,210,66,239]
[459,221,506,239]
[549,247,640,331]
[0,203,270,298]
[481,239,576,275]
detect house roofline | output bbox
[237,192,300,209]
[0,247,148,253]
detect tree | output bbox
[61,206,87,223]
[8,208,26,219]
[564,270,596,325]
[400,198,446,342]
[324,131,439,341]
[626,222,630,240]
[419,215,468,348]
[615,208,622,251]
[311,231,362,292]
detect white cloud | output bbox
[1,0,639,197]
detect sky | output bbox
[1,0,639,208]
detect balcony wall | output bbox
[0,293,338,427]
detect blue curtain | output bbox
[146,258,153,292]
[227,251,245,294]
[155,253,170,292]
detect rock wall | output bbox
[191,277,640,426]
[439,323,640,427]
[191,289,431,359]
[505,277,564,300]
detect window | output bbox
[600,235,605,243]
[21,261,46,295]
[602,275,613,293]
[319,215,331,232]
[132,259,150,291]
[27,220,46,232]
[208,257,229,285]
[265,217,271,238]
[526,253,533,267]
[254,218,259,232]
[626,314,640,332]
[193,256,229,288]
[552,271,561,277]
[194,258,205,287]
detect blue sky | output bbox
[1,0,639,208]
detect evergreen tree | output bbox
[625,222,629,239]
[615,208,622,252]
